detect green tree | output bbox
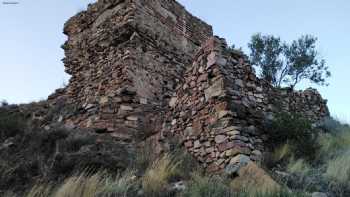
[248,33,331,88]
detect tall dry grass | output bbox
[142,153,181,195]
[24,171,136,197]
[325,150,350,185]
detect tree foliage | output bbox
[248,33,331,88]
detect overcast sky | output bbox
[0,0,349,122]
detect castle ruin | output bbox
[48,0,329,172]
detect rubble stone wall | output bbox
[167,37,329,172]
[267,88,329,122]
[49,0,329,172]
[49,0,213,144]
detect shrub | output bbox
[0,100,9,107]
[61,134,95,153]
[272,143,293,164]
[287,159,310,175]
[0,108,26,141]
[266,112,319,160]
[182,174,233,197]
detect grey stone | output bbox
[204,78,224,100]
[184,127,193,136]
[194,140,201,148]
[224,163,240,176]
[215,135,227,143]
[230,154,251,165]
[312,192,327,197]
[120,105,133,111]
[235,79,244,87]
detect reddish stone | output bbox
[192,119,203,136]
[208,116,217,124]
[197,73,208,82]
[214,102,228,112]
[218,142,234,152]
[184,141,193,148]
[207,163,220,173]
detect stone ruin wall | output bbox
[50,0,213,143]
[49,0,329,172]
[167,37,266,172]
[167,37,329,172]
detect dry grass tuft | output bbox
[272,143,293,163]
[230,162,280,194]
[53,172,102,197]
[26,184,52,197]
[287,158,310,175]
[325,151,350,185]
[318,131,350,158]
[24,171,136,197]
[142,153,181,195]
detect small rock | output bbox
[230,154,251,165]
[184,127,193,136]
[170,181,186,192]
[126,116,138,121]
[140,98,148,104]
[217,110,231,119]
[205,147,215,153]
[84,104,95,110]
[171,119,177,125]
[215,135,227,143]
[225,163,240,176]
[120,105,133,111]
[225,148,241,157]
[227,130,240,136]
[198,66,205,73]
[204,78,224,100]
[169,97,177,107]
[252,150,262,157]
[194,140,201,148]
[197,73,208,82]
[99,96,109,105]
[312,192,328,197]
[235,79,244,87]
[184,141,193,148]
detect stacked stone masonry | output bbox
[49,0,329,172]
[167,37,329,172]
[50,0,213,144]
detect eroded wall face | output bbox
[49,0,213,143]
